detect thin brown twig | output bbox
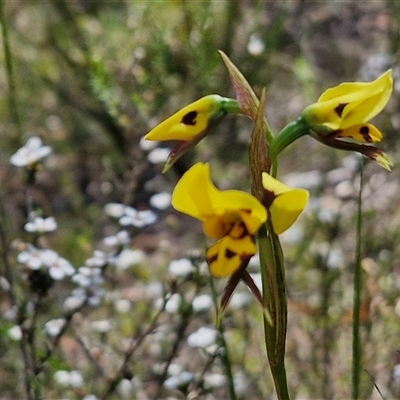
[101,296,168,399]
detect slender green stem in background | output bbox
[352,158,364,400]
[0,0,23,140]
[210,277,238,400]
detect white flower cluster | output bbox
[53,369,83,387]
[64,258,106,310]
[104,203,157,228]
[17,245,75,280]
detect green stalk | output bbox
[0,0,23,140]
[352,159,364,399]
[221,98,244,115]
[209,277,238,400]
[269,117,309,161]
[258,223,290,400]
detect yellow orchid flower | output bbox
[145,95,226,142]
[302,70,392,141]
[144,95,241,172]
[172,162,267,277]
[270,71,393,171]
[261,172,309,235]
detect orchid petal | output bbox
[206,236,256,278]
[302,70,392,133]
[335,123,383,143]
[270,189,309,234]
[172,163,267,239]
[261,172,309,234]
[145,95,226,142]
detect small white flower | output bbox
[17,245,43,270]
[192,294,213,313]
[114,299,131,313]
[91,319,114,333]
[72,266,104,287]
[164,371,194,390]
[327,248,344,269]
[44,318,66,337]
[247,34,265,56]
[146,281,163,299]
[149,192,171,210]
[10,136,52,167]
[24,216,57,233]
[393,364,400,380]
[204,373,226,389]
[165,293,181,314]
[154,293,181,313]
[117,379,135,396]
[8,325,22,341]
[85,250,110,268]
[119,207,157,228]
[168,258,193,277]
[147,147,170,164]
[54,370,83,387]
[64,286,105,310]
[53,370,70,386]
[115,249,146,270]
[187,326,218,348]
[17,246,74,280]
[40,249,75,280]
[105,203,157,228]
[104,203,126,218]
[63,294,85,311]
[163,375,180,390]
[103,230,130,248]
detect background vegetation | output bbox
[1,1,400,399]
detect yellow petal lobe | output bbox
[172,163,267,239]
[206,236,256,278]
[261,172,291,196]
[171,163,215,221]
[270,189,309,234]
[336,123,383,143]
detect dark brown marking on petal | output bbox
[229,221,248,239]
[225,249,236,259]
[181,110,197,126]
[334,103,348,117]
[206,254,217,265]
[359,125,372,142]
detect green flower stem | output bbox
[210,277,238,400]
[269,117,310,161]
[221,98,243,115]
[221,97,275,145]
[0,0,23,140]
[352,158,364,400]
[258,222,290,400]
